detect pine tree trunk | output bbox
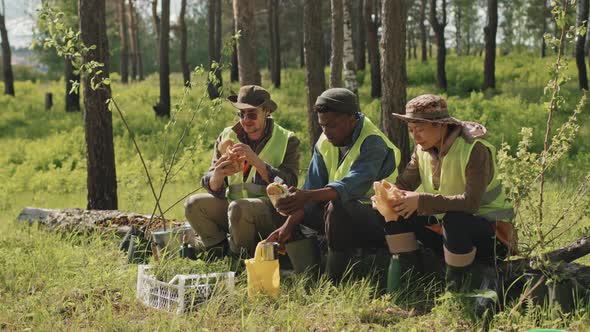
[330,0,343,88]
[576,0,589,90]
[429,0,447,91]
[406,28,411,59]
[420,0,427,62]
[118,0,129,83]
[364,0,381,98]
[380,0,410,172]
[428,31,432,58]
[342,0,357,94]
[127,0,137,81]
[465,29,471,55]
[65,57,80,112]
[179,0,190,86]
[300,33,305,68]
[151,0,160,57]
[412,30,417,59]
[268,0,281,88]
[154,0,170,117]
[0,6,15,96]
[303,0,325,149]
[455,2,462,56]
[230,15,239,82]
[541,0,547,58]
[355,0,366,70]
[79,0,118,210]
[207,0,223,98]
[233,0,261,85]
[136,10,144,81]
[483,0,497,90]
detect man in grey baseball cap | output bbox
[268,88,401,281]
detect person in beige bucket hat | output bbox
[184,85,300,258]
[374,94,515,316]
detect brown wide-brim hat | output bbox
[392,94,462,126]
[227,85,278,112]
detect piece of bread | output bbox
[218,138,235,155]
[372,180,404,222]
[267,182,289,216]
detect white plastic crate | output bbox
[136,264,235,314]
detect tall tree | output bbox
[230,14,239,82]
[364,0,381,97]
[330,0,343,88]
[151,0,160,50]
[342,0,357,94]
[483,0,497,90]
[268,0,281,87]
[65,57,80,112]
[576,0,589,90]
[0,0,14,96]
[79,0,118,209]
[117,0,129,83]
[381,0,410,171]
[153,0,170,117]
[125,0,143,80]
[455,0,462,56]
[429,0,447,90]
[419,0,427,61]
[354,0,366,70]
[179,0,190,86]
[208,0,223,97]
[233,0,261,85]
[303,0,325,147]
[127,0,137,80]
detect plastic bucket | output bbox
[152,223,195,253]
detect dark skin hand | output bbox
[275,186,339,216]
[266,209,305,253]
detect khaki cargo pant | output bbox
[184,193,285,256]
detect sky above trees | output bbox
[4,0,183,49]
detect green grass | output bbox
[1,53,590,330]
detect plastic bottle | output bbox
[387,254,402,293]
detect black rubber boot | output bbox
[445,264,471,292]
[398,250,423,277]
[474,265,500,318]
[445,263,499,318]
[326,249,350,282]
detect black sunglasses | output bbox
[236,111,259,120]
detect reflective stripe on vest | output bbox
[316,116,401,197]
[416,136,514,221]
[221,123,292,201]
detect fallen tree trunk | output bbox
[17,207,183,236]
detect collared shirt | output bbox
[202,118,300,198]
[303,113,397,209]
[395,124,494,216]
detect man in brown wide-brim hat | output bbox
[185,85,300,257]
[374,94,515,316]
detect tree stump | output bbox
[45,93,53,110]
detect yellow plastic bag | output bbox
[245,241,280,298]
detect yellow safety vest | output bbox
[221,122,293,201]
[416,136,514,221]
[316,116,401,197]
